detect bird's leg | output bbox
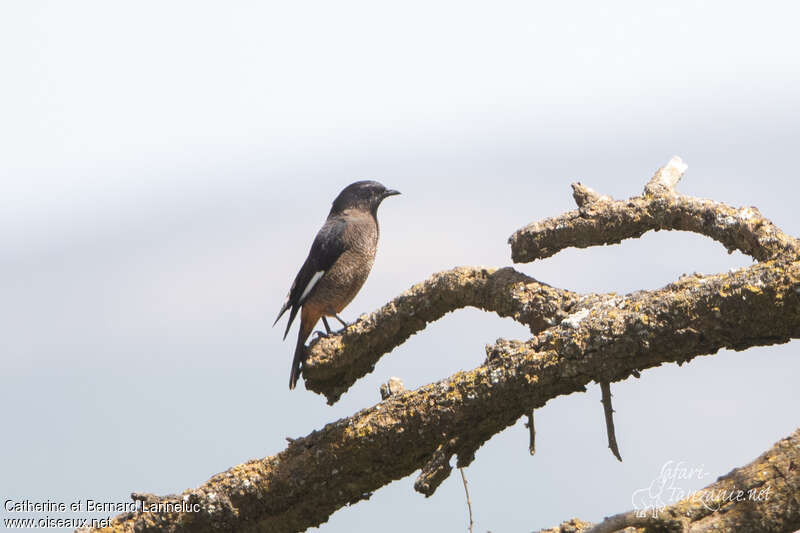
[333,313,349,328]
[313,317,333,339]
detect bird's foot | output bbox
[312,330,329,339]
[333,313,350,329]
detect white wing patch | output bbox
[299,270,325,303]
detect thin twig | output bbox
[600,381,622,461]
[526,409,536,455]
[459,467,474,533]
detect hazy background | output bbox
[1,1,798,531]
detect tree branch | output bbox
[459,467,474,533]
[304,266,579,404]
[91,255,800,533]
[88,158,800,533]
[599,382,622,462]
[304,157,800,405]
[509,156,800,263]
[539,427,800,533]
[526,409,536,456]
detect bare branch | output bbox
[599,382,622,462]
[459,467,475,533]
[526,410,536,456]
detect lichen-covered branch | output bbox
[540,427,800,533]
[304,266,579,403]
[90,253,800,533]
[509,157,800,263]
[304,157,800,404]
[87,158,800,533]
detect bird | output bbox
[274,180,400,390]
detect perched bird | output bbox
[274,180,400,389]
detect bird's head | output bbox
[330,180,401,215]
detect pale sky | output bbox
[1,2,799,532]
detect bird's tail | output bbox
[274,300,302,341]
[289,332,306,390]
[273,301,289,327]
[289,306,319,390]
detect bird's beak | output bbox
[382,189,401,198]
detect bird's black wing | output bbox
[274,216,348,339]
